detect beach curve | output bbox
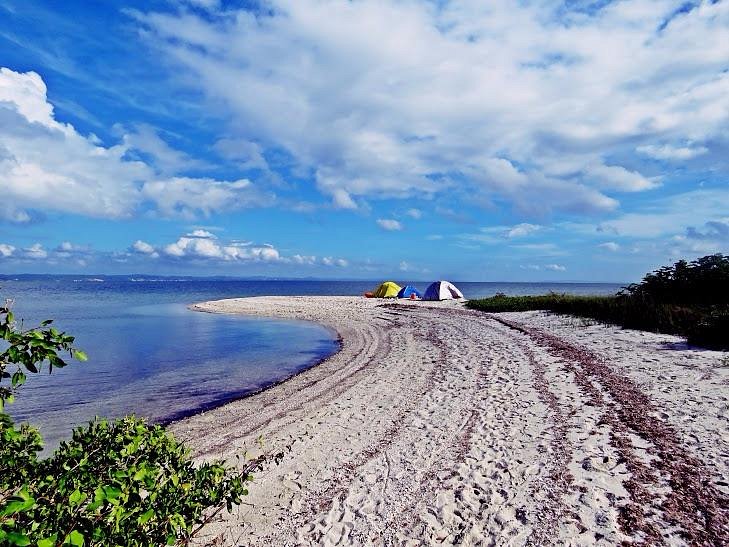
[170,296,729,545]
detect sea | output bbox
[0,275,623,450]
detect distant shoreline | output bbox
[170,296,728,545]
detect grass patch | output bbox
[467,254,729,350]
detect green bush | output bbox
[467,255,729,350]
[0,300,254,546]
[1,416,252,546]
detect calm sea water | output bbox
[0,276,622,449]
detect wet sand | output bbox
[169,296,729,545]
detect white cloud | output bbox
[505,223,541,238]
[164,233,224,259]
[598,241,621,252]
[377,219,403,231]
[321,256,348,267]
[141,177,272,218]
[186,229,216,239]
[293,254,348,267]
[405,208,423,219]
[637,144,709,161]
[292,254,317,265]
[585,164,660,193]
[519,263,566,271]
[600,189,729,238]
[132,240,159,257]
[329,188,358,210]
[0,67,273,221]
[133,0,729,215]
[23,243,47,259]
[155,231,340,264]
[121,123,208,174]
[0,243,15,257]
[213,138,268,170]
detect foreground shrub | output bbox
[0,299,254,546]
[1,415,253,546]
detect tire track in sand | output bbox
[490,314,729,545]
[172,297,725,546]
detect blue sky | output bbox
[0,0,727,281]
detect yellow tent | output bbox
[373,281,402,298]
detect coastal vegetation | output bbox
[0,301,254,546]
[467,254,729,350]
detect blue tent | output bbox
[423,280,464,301]
[397,285,422,299]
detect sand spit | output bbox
[169,297,729,546]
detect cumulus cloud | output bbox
[131,240,159,258]
[132,0,729,214]
[292,254,348,267]
[585,164,660,193]
[130,231,349,266]
[598,241,621,252]
[377,219,403,231]
[213,138,268,170]
[637,144,709,161]
[0,243,16,257]
[321,256,348,267]
[0,67,272,221]
[22,243,48,260]
[505,223,541,238]
[405,208,423,219]
[329,188,358,210]
[545,264,566,272]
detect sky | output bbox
[0,0,727,281]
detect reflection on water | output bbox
[3,282,339,450]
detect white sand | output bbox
[169,297,729,546]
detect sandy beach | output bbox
[169,296,729,546]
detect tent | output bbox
[423,280,464,301]
[372,281,402,298]
[397,285,422,299]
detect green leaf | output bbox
[4,531,30,546]
[73,350,88,362]
[0,488,35,516]
[11,370,25,388]
[67,529,85,546]
[103,485,121,500]
[69,489,86,506]
[37,535,58,547]
[138,508,154,525]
